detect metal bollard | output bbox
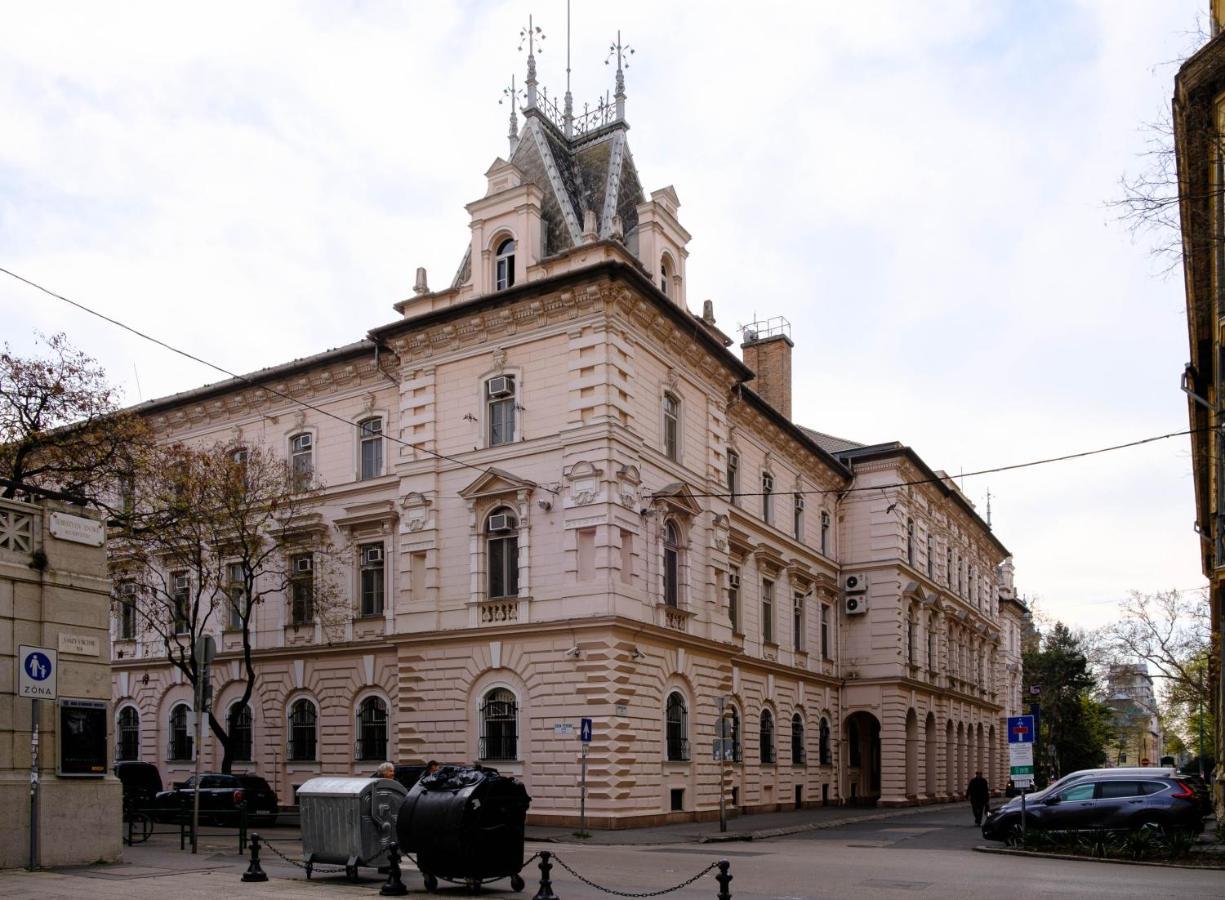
[715,859,732,900]
[242,832,269,882]
[380,842,408,896]
[532,849,560,900]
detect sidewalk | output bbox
[526,799,964,844]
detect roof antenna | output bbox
[985,487,993,528]
[563,0,573,137]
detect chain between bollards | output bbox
[715,859,732,899]
[241,832,268,883]
[380,841,408,896]
[533,849,560,900]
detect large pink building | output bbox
[110,40,1024,826]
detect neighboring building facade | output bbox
[109,41,1021,824]
[1171,2,1225,817]
[1105,664,1163,767]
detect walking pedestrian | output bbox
[967,771,990,825]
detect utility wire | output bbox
[0,264,1202,503]
[0,265,535,488]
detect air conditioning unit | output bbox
[295,556,313,573]
[363,545,383,564]
[487,513,513,532]
[845,594,868,616]
[487,375,513,398]
[841,572,868,593]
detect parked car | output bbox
[114,761,163,813]
[234,774,280,824]
[153,772,276,824]
[995,767,1179,812]
[982,774,1205,843]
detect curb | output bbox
[972,844,1225,871]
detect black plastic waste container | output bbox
[397,765,532,893]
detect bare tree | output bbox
[0,332,149,504]
[112,441,346,773]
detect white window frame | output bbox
[358,416,385,481]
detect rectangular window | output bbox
[117,581,136,639]
[619,529,634,585]
[820,604,830,659]
[946,548,952,586]
[290,553,314,624]
[762,578,775,644]
[171,572,189,634]
[577,528,596,581]
[728,566,740,630]
[227,562,245,630]
[360,542,385,616]
[761,473,774,525]
[926,532,934,578]
[820,511,830,556]
[793,493,804,541]
[487,376,517,446]
[290,433,313,489]
[793,592,805,653]
[726,451,739,504]
[359,418,383,480]
[663,393,679,461]
[906,518,914,566]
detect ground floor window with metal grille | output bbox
[791,713,806,764]
[665,692,689,761]
[288,699,317,761]
[819,717,832,765]
[479,688,518,761]
[168,703,192,761]
[760,709,776,764]
[118,706,139,761]
[356,696,388,761]
[229,703,253,762]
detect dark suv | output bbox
[114,761,163,813]
[982,774,1205,843]
[154,773,278,824]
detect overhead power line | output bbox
[0,264,1202,504]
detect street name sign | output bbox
[18,645,57,700]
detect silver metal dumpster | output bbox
[298,776,407,880]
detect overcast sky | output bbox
[1,1,1210,630]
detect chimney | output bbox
[740,317,793,419]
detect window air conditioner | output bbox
[841,572,868,593]
[487,513,512,532]
[364,546,383,564]
[295,556,313,573]
[487,376,513,398]
[845,594,868,615]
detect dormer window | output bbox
[495,238,516,291]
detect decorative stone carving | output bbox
[565,460,604,506]
[665,368,679,392]
[491,346,507,373]
[616,464,641,507]
[710,513,729,552]
[400,491,433,532]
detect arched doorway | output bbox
[955,722,966,794]
[975,723,985,777]
[844,711,881,806]
[904,709,918,799]
[944,720,955,797]
[924,713,937,798]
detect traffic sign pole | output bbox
[29,699,39,870]
[578,717,592,835]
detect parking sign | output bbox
[18,645,57,700]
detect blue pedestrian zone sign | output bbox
[1007,715,1035,744]
[18,645,57,699]
[580,718,593,743]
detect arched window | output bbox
[728,705,742,762]
[356,696,388,761]
[907,612,915,666]
[791,713,806,765]
[495,238,516,291]
[168,703,193,761]
[819,717,832,765]
[479,688,518,760]
[358,417,383,480]
[662,392,679,460]
[662,520,681,608]
[486,508,519,599]
[665,692,689,761]
[229,703,253,762]
[906,518,915,566]
[761,471,774,525]
[117,706,139,761]
[660,254,673,295]
[289,432,313,489]
[288,699,317,762]
[760,709,775,764]
[486,374,517,446]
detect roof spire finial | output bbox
[519,14,545,109]
[500,73,523,155]
[563,0,573,138]
[606,29,634,121]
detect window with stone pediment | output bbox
[486,507,520,599]
[486,374,517,446]
[727,565,740,630]
[662,392,680,461]
[359,417,384,480]
[662,519,682,608]
[290,432,313,489]
[762,578,775,644]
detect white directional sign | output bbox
[18,645,57,700]
[1007,714,1035,787]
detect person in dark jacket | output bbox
[967,771,990,825]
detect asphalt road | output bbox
[1,805,1220,899]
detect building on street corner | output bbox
[107,30,1024,827]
